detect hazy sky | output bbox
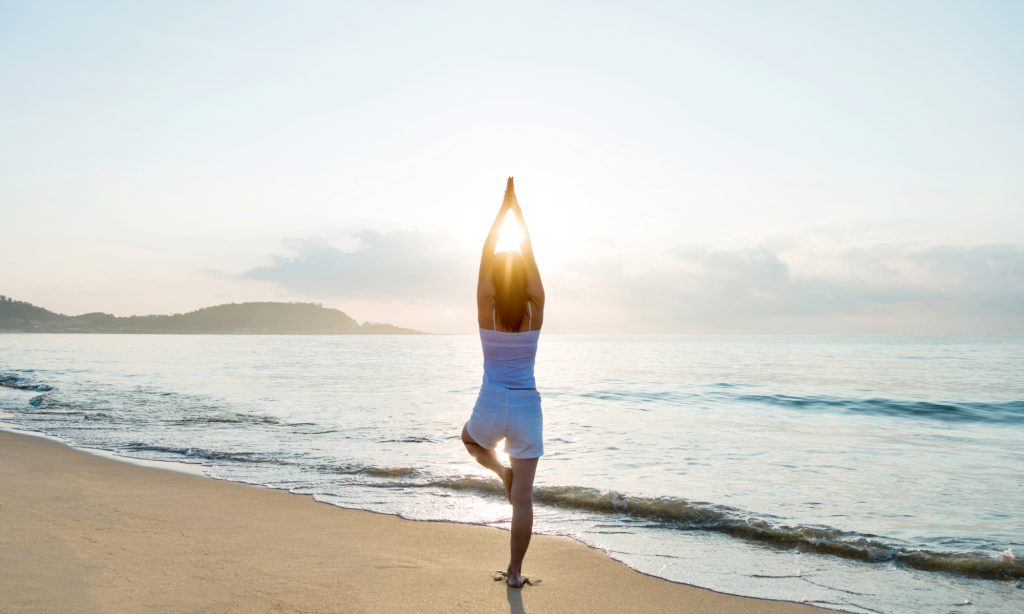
[2,1,1022,333]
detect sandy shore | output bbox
[0,430,826,613]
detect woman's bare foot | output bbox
[494,570,533,588]
[502,466,514,503]
[505,568,527,588]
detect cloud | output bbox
[242,230,1024,334]
[555,241,1024,334]
[240,230,475,301]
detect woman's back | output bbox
[480,327,540,389]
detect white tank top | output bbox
[480,304,539,389]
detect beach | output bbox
[3,335,1022,612]
[0,430,823,613]
[4,1,1021,611]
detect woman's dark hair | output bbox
[492,251,529,331]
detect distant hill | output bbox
[0,296,424,334]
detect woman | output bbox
[461,177,545,589]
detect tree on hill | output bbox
[0,296,65,323]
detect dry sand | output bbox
[0,430,827,613]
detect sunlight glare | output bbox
[494,211,522,254]
[496,442,509,466]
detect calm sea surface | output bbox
[2,334,1022,613]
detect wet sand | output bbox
[0,430,826,613]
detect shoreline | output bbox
[0,429,828,613]
[0,423,207,476]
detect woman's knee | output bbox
[510,487,533,507]
[509,457,538,506]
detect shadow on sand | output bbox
[506,585,526,614]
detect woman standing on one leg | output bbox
[462,177,545,589]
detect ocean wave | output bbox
[579,389,685,407]
[361,465,420,478]
[577,385,1024,424]
[22,392,284,429]
[734,393,1024,424]
[377,436,439,444]
[0,373,54,392]
[120,443,421,479]
[164,414,281,426]
[122,443,284,464]
[426,476,1024,581]
[306,460,421,478]
[26,394,113,418]
[29,395,72,409]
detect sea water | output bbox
[1,334,1022,613]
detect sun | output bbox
[494,211,522,254]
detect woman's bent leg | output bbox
[507,456,539,587]
[462,425,514,501]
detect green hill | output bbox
[0,296,423,334]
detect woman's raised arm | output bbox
[508,182,545,307]
[477,177,515,304]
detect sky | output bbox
[2,1,1022,334]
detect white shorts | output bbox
[465,385,544,459]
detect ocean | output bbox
[1,333,1022,613]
